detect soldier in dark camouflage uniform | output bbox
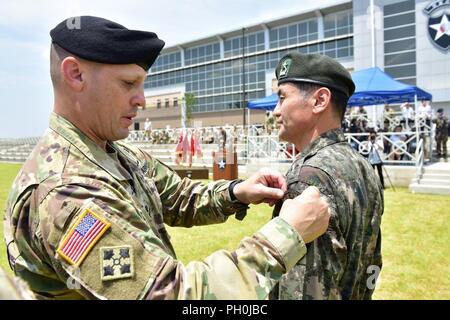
[270,52,384,300]
[3,17,330,300]
[432,108,448,158]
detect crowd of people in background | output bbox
[132,100,448,162]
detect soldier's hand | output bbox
[279,186,330,243]
[233,168,287,205]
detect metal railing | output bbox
[245,131,428,165]
[415,138,425,183]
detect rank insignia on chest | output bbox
[57,208,111,267]
[100,246,135,281]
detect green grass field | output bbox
[1,162,449,299]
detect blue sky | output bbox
[0,0,339,138]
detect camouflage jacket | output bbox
[432,115,449,139]
[3,112,306,300]
[271,128,383,300]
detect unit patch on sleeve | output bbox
[100,246,135,281]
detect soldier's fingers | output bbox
[258,186,284,200]
[259,168,286,191]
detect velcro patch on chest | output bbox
[57,208,111,267]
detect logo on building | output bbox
[423,0,450,52]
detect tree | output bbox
[183,93,196,128]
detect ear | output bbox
[311,87,331,115]
[60,57,84,92]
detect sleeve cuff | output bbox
[219,180,249,220]
[257,217,307,272]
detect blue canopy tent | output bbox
[247,93,278,110]
[348,67,432,106]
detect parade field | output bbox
[1,162,449,300]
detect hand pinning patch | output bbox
[100,246,134,281]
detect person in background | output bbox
[368,130,385,189]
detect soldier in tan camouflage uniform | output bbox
[3,17,330,300]
[270,53,384,300]
[0,267,35,300]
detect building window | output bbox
[269,19,319,49]
[173,98,178,107]
[185,42,221,66]
[324,11,353,38]
[165,99,170,108]
[150,51,182,73]
[383,0,416,84]
[156,100,161,109]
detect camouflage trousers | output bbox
[435,137,448,156]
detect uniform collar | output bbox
[49,112,131,182]
[296,128,346,162]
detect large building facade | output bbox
[136,0,450,130]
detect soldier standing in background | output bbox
[270,52,384,300]
[433,108,449,158]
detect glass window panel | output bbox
[324,30,335,38]
[384,51,416,65]
[298,22,307,35]
[399,77,416,85]
[384,0,414,16]
[325,42,335,50]
[224,40,231,51]
[337,38,349,48]
[309,20,318,33]
[325,50,336,58]
[337,13,348,28]
[199,46,205,57]
[385,64,416,78]
[337,27,349,36]
[257,32,264,44]
[384,12,415,28]
[324,16,335,30]
[248,34,256,46]
[233,38,240,49]
[384,25,415,41]
[337,48,349,57]
[270,29,278,41]
[384,38,415,53]
[289,25,297,38]
[279,27,287,39]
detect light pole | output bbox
[241,27,247,129]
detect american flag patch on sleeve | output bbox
[57,208,111,267]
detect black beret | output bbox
[437,108,444,113]
[275,52,355,97]
[50,16,165,71]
